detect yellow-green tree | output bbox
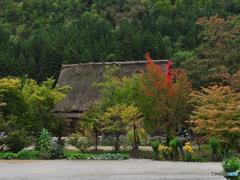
[100,103,127,152]
[21,77,71,133]
[80,102,103,150]
[189,85,240,153]
[0,78,25,119]
[100,103,144,151]
[122,104,144,150]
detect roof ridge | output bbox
[61,60,169,70]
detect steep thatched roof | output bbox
[55,60,168,112]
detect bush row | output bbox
[2,150,130,160]
[66,153,130,160]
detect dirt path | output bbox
[0,159,224,180]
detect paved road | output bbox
[0,159,225,180]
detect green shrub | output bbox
[150,136,163,145]
[210,137,220,161]
[193,157,210,162]
[67,132,93,153]
[38,128,52,159]
[17,150,40,160]
[4,130,31,153]
[151,140,160,159]
[4,152,17,159]
[66,153,130,160]
[221,152,236,160]
[127,128,149,146]
[170,139,179,160]
[222,157,240,180]
[49,143,65,159]
[169,138,183,160]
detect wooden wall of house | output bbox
[62,118,79,136]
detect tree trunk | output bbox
[58,124,62,145]
[133,125,139,150]
[115,131,120,152]
[95,131,98,150]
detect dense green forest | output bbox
[0,0,239,83]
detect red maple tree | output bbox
[139,53,191,145]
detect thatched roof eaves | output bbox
[55,60,168,112]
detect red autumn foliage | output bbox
[139,53,191,145]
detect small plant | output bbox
[67,131,93,153]
[193,157,210,162]
[159,144,172,160]
[4,130,31,153]
[49,143,65,159]
[209,137,220,161]
[221,151,236,160]
[176,138,185,161]
[65,153,130,160]
[168,138,184,161]
[17,150,40,160]
[222,157,240,180]
[170,139,180,160]
[127,128,149,146]
[3,152,17,159]
[151,140,160,159]
[185,142,194,161]
[38,128,52,159]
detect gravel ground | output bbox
[0,159,225,180]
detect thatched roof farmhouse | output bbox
[54,60,169,135]
[55,60,169,114]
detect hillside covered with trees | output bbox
[0,0,239,84]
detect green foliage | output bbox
[127,128,149,146]
[151,140,160,159]
[222,157,240,180]
[22,77,71,132]
[49,143,65,159]
[4,130,31,153]
[67,132,93,154]
[80,102,103,150]
[0,0,237,84]
[171,50,196,69]
[38,128,52,159]
[209,137,220,161]
[193,157,210,162]
[169,139,180,160]
[221,152,237,160]
[3,152,17,159]
[17,150,40,160]
[0,77,71,142]
[169,138,184,160]
[66,153,130,160]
